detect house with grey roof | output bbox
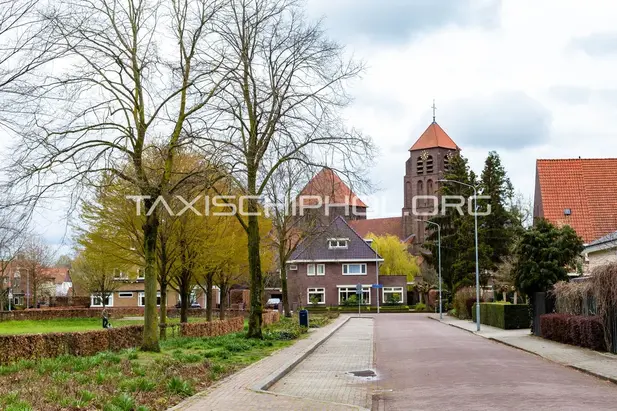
[583,230,617,274]
[286,216,407,308]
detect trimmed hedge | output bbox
[305,306,411,313]
[262,311,280,326]
[0,308,245,322]
[540,313,606,351]
[179,317,244,338]
[0,317,248,365]
[472,303,529,329]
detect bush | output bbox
[413,303,427,312]
[472,303,529,329]
[540,313,606,351]
[453,287,478,319]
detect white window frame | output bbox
[118,292,134,298]
[137,268,145,280]
[382,287,404,304]
[328,238,349,249]
[138,291,161,307]
[307,264,316,276]
[337,285,370,305]
[307,287,326,305]
[91,293,113,307]
[289,264,298,271]
[316,264,325,276]
[342,263,367,275]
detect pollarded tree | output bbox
[208,0,375,338]
[9,0,227,351]
[513,219,583,296]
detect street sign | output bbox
[355,284,362,295]
[371,284,383,288]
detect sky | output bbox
[306,0,617,219]
[5,0,617,251]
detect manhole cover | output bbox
[349,369,376,378]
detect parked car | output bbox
[174,301,202,309]
[265,298,281,309]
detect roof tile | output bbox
[410,122,459,151]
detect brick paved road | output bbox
[372,314,617,411]
[270,317,374,408]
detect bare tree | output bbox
[206,0,375,337]
[8,0,227,351]
[0,212,26,310]
[20,236,55,307]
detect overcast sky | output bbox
[307,0,617,219]
[6,0,617,250]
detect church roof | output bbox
[348,217,405,241]
[298,168,367,208]
[409,122,459,151]
[535,158,617,244]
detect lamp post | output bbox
[418,219,442,319]
[438,179,481,331]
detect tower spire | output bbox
[432,99,437,123]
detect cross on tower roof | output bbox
[432,99,437,123]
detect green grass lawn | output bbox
[0,317,315,411]
[0,317,211,335]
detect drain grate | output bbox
[348,369,376,378]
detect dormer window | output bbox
[328,238,349,249]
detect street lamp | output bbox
[417,219,442,319]
[438,179,481,332]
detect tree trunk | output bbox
[514,291,518,304]
[247,211,263,338]
[179,275,190,324]
[219,283,228,320]
[502,291,507,302]
[206,273,213,322]
[280,264,291,318]
[142,210,160,352]
[159,281,167,340]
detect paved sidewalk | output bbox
[170,315,367,411]
[270,318,373,408]
[429,314,617,383]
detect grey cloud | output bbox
[443,91,552,150]
[571,32,617,56]
[309,0,501,43]
[548,86,617,106]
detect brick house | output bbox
[89,270,219,309]
[287,216,407,307]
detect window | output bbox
[426,155,434,173]
[289,265,298,271]
[137,269,145,280]
[138,292,161,307]
[417,158,424,175]
[342,263,367,275]
[316,264,325,276]
[307,288,325,305]
[114,268,128,280]
[91,294,113,307]
[307,264,316,276]
[338,286,370,305]
[328,238,349,249]
[118,292,133,298]
[14,297,21,306]
[383,287,404,304]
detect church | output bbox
[349,118,460,249]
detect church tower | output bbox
[402,114,460,244]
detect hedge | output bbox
[472,303,529,329]
[0,308,245,322]
[262,310,280,325]
[305,306,411,313]
[540,313,606,351]
[0,316,247,365]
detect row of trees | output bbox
[0,0,374,351]
[424,151,529,293]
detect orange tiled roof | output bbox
[298,168,367,208]
[40,268,71,284]
[536,158,617,243]
[410,122,459,151]
[349,217,405,240]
